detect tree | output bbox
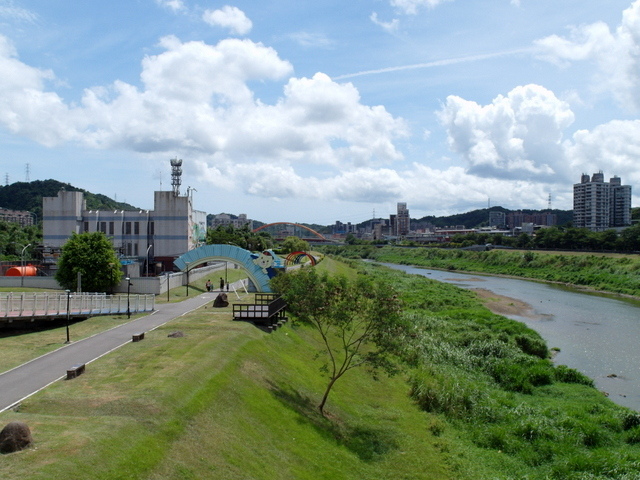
[271,267,404,415]
[206,225,273,251]
[0,221,40,260]
[55,232,122,292]
[280,236,310,254]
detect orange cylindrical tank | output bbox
[5,265,38,277]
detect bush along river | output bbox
[384,263,640,411]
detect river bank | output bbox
[321,245,640,297]
[472,287,538,318]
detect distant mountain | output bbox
[0,180,139,222]
[348,206,573,231]
[413,207,573,229]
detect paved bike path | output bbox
[0,292,220,413]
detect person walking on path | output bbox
[219,277,225,291]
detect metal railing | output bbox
[0,292,155,320]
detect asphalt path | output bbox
[0,291,222,413]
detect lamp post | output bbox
[146,244,153,277]
[185,263,190,297]
[65,289,71,344]
[126,277,132,319]
[20,243,31,288]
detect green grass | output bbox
[0,296,464,480]
[321,245,640,298]
[2,256,639,479]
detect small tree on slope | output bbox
[271,267,404,415]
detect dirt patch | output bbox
[472,288,541,319]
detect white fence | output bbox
[0,292,155,320]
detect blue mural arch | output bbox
[173,244,282,293]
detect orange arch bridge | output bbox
[253,222,329,242]
[285,251,317,266]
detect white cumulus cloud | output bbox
[155,0,185,13]
[534,0,640,111]
[0,34,409,204]
[370,12,400,33]
[390,0,452,15]
[437,84,575,181]
[203,6,252,35]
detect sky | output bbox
[1,0,640,225]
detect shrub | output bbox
[625,426,640,444]
[515,334,549,359]
[409,365,484,420]
[554,365,594,386]
[622,413,640,431]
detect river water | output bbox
[384,263,640,411]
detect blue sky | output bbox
[1,0,639,225]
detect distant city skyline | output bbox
[1,1,639,224]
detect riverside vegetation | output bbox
[1,257,640,478]
[321,244,640,297]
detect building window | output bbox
[134,243,139,256]
[109,222,114,235]
[125,222,131,235]
[100,221,107,233]
[149,222,154,235]
[84,221,89,232]
[134,222,140,235]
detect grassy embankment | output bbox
[323,245,640,297]
[0,269,249,373]
[0,256,639,478]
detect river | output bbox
[384,263,640,411]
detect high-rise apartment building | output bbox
[396,202,410,236]
[573,172,631,231]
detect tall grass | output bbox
[355,261,640,478]
[322,245,640,297]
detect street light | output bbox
[185,263,190,297]
[20,243,31,288]
[146,244,153,277]
[126,277,132,319]
[65,289,71,344]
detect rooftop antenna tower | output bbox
[548,193,552,211]
[5,173,8,186]
[170,157,183,197]
[25,163,30,182]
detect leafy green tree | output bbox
[0,221,40,260]
[280,236,310,254]
[619,224,640,251]
[55,232,122,292]
[206,225,273,251]
[271,267,404,415]
[515,233,533,249]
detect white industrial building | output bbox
[42,159,207,274]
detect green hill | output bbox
[0,180,139,223]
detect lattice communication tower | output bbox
[170,158,182,196]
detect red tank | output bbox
[5,266,38,277]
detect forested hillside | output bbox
[0,180,138,221]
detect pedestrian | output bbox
[219,277,225,291]
[205,279,212,292]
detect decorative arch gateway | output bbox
[284,251,317,266]
[174,244,277,293]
